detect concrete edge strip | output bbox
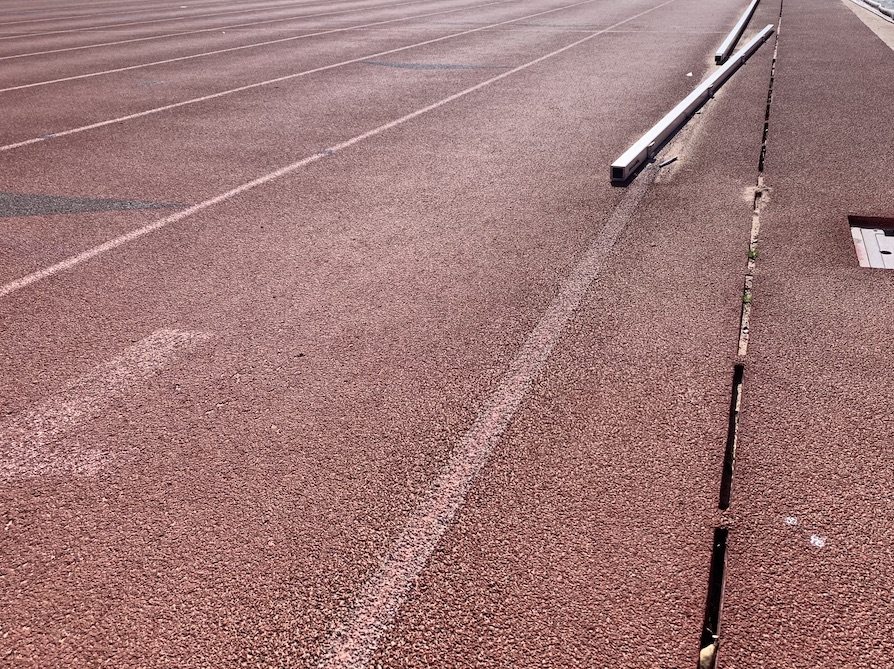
[844,0,894,21]
[715,0,760,64]
[610,23,775,183]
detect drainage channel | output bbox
[697,1,784,666]
[718,365,744,511]
[698,528,729,669]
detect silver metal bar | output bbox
[844,0,894,21]
[609,24,775,184]
[716,0,761,64]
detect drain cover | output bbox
[849,215,894,269]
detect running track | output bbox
[1,0,892,666]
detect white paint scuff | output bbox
[0,329,207,481]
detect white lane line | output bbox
[0,329,208,481]
[0,1,303,35]
[316,169,659,669]
[0,7,176,30]
[0,0,676,302]
[0,0,592,151]
[0,0,436,61]
[0,0,388,39]
[0,0,521,92]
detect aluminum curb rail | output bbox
[846,0,894,20]
[610,24,775,184]
[716,0,761,64]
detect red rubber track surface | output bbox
[0,0,890,666]
[721,0,894,666]
[0,0,384,32]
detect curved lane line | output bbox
[0,0,676,309]
[0,0,530,92]
[0,2,392,35]
[0,0,440,60]
[0,0,595,151]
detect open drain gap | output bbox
[698,527,729,669]
[741,7,782,351]
[756,60,774,172]
[737,187,762,356]
[700,8,781,668]
[757,5,782,173]
[719,364,744,510]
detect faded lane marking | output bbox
[0,0,677,302]
[0,329,208,481]
[0,0,589,152]
[315,167,657,669]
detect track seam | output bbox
[699,2,783,667]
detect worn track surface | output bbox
[722,0,894,667]
[0,0,890,666]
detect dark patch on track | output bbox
[0,192,178,218]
